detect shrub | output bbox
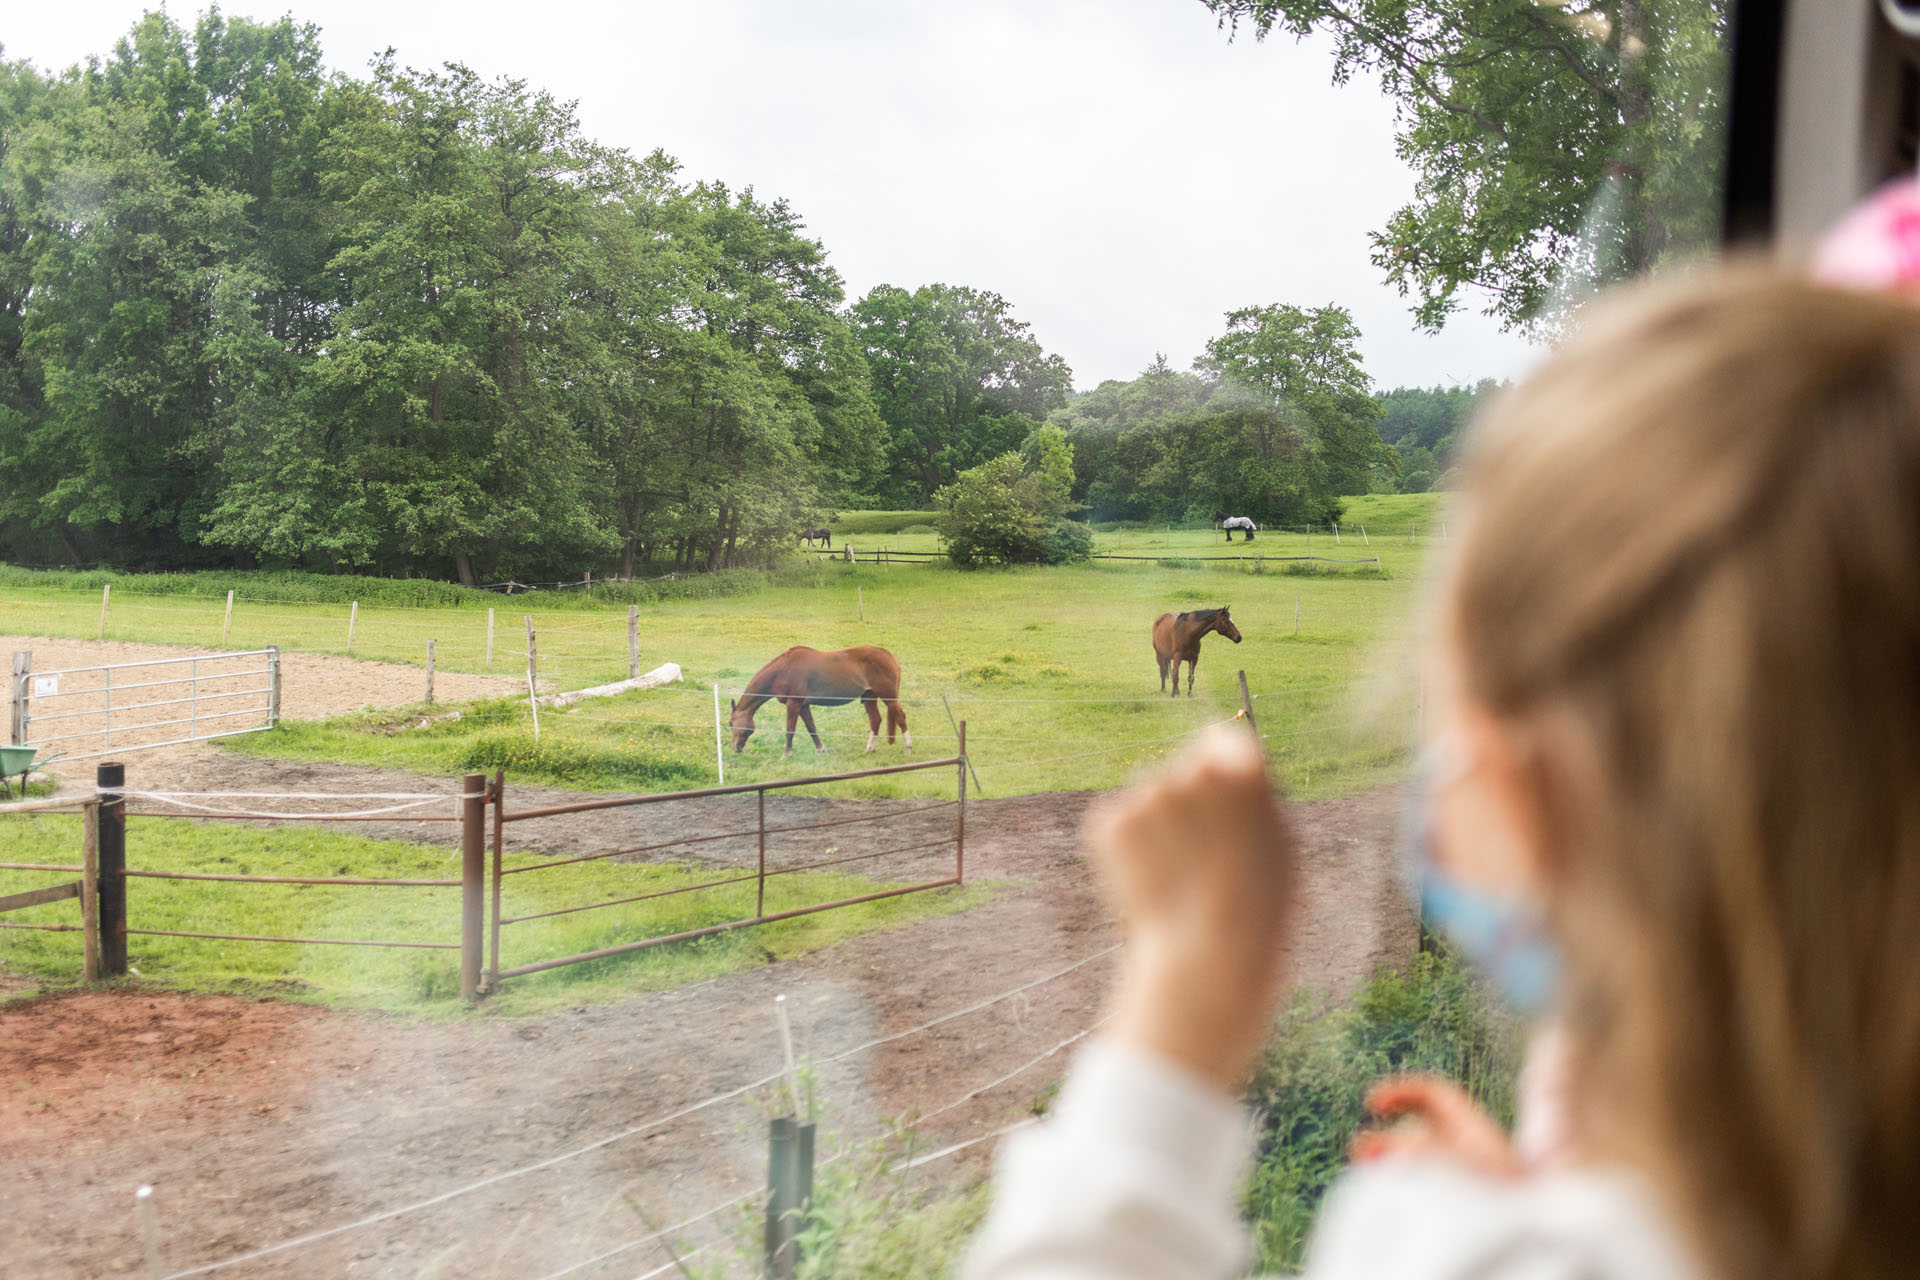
[1242,946,1524,1271]
[935,429,1090,567]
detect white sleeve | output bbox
[1302,1160,1697,1280]
[960,1039,1257,1280]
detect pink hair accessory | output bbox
[1812,177,1920,291]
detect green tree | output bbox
[1200,303,1391,497]
[1203,0,1726,331]
[851,283,1073,503]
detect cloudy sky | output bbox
[7,0,1540,392]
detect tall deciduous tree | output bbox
[851,283,1072,503]
[1200,303,1389,497]
[1202,0,1725,331]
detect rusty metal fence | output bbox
[1,737,969,1001]
[482,725,968,988]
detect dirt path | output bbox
[0,761,1412,1279]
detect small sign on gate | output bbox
[31,675,57,697]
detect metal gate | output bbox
[9,647,280,762]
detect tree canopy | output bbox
[851,283,1073,506]
[0,9,1439,577]
[1055,305,1390,525]
[1202,0,1726,332]
[0,11,881,579]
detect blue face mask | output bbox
[1407,744,1561,1015]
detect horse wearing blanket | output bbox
[730,645,910,756]
[1218,515,1257,542]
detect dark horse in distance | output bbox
[799,527,832,548]
[1152,606,1242,697]
[730,646,910,755]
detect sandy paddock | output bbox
[3,634,521,782]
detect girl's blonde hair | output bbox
[1451,272,1920,1280]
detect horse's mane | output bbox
[1176,608,1225,622]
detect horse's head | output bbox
[728,697,757,751]
[1213,606,1242,644]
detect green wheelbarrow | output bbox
[0,744,54,800]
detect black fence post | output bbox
[96,761,127,976]
[763,1116,816,1279]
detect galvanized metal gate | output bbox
[8,647,280,762]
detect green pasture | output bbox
[821,509,1440,562]
[0,549,1433,799]
[0,814,989,1016]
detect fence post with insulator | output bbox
[460,772,486,1001]
[9,650,26,746]
[267,647,281,727]
[96,761,127,976]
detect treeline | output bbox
[0,10,1472,578]
[1053,305,1394,525]
[1375,380,1505,494]
[0,13,893,581]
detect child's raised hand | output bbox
[1084,725,1296,1091]
[1350,1076,1520,1176]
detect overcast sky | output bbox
[6,0,1541,392]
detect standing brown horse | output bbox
[729,646,910,755]
[1152,606,1242,697]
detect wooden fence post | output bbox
[1359,525,1370,546]
[266,646,281,727]
[347,600,358,654]
[1237,670,1258,737]
[80,798,100,982]
[1293,595,1301,637]
[523,617,540,742]
[857,587,863,621]
[713,685,726,785]
[486,607,495,670]
[425,640,436,706]
[96,761,127,977]
[627,605,639,681]
[98,583,110,640]
[221,589,234,645]
[460,772,485,1002]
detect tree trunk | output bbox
[453,552,478,587]
[621,541,636,578]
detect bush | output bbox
[936,431,1090,567]
[1242,947,1524,1271]
[1042,520,1093,564]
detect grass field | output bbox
[0,814,989,1016]
[0,515,1438,799]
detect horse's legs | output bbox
[1169,658,1182,697]
[782,699,801,755]
[860,695,881,753]
[887,700,910,752]
[1156,652,1169,693]
[1187,657,1199,696]
[796,703,824,753]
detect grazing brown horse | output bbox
[1152,606,1242,697]
[729,645,910,755]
